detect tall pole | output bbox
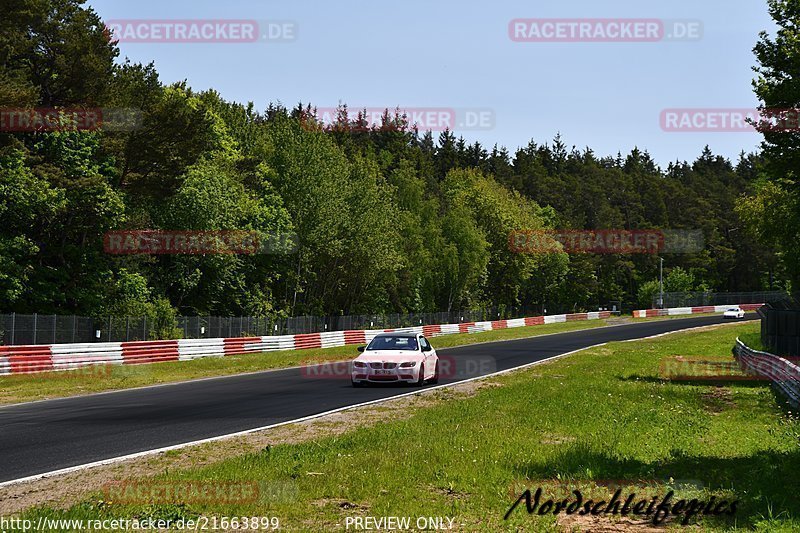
[659,257,664,309]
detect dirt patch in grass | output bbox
[702,386,735,413]
[311,498,368,511]
[429,484,470,502]
[540,433,577,445]
[0,379,500,515]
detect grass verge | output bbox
[15,321,800,531]
[0,318,612,406]
[738,331,767,352]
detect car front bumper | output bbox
[352,366,420,383]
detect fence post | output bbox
[10,312,15,345]
[107,316,111,341]
[53,314,56,344]
[126,317,130,342]
[72,315,76,343]
[143,316,146,340]
[33,313,37,345]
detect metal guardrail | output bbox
[733,338,800,406]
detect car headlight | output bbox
[399,362,416,368]
[353,361,367,368]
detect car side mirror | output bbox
[357,346,365,353]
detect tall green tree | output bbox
[737,0,800,288]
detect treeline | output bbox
[0,0,789,320]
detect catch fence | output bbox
[0,306,587,345]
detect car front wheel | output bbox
[416,364,425,386]
[429,361,439,385]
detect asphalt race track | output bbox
[0,314,757,483]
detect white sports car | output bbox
[351,333,439,387]
[723,307,746,319]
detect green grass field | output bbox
[16,321,800,531]
[0,318,610,406]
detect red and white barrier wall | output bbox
[633,303,763,318]
[0,311,612,376]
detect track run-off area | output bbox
[0,314,756,485]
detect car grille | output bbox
[368,362,397,369]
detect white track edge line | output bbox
[618,320,748,342]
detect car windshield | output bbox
[367,336,419,351]
[728,308,739,312]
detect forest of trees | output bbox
[0,0,794,322]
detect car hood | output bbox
[354,350,424,362]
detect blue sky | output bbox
[89,0,776,167]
